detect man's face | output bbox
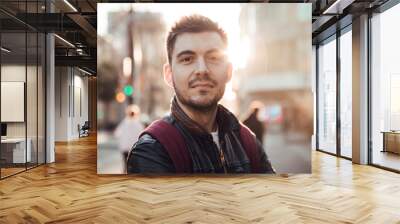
[164,32,232,111]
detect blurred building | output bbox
[105,10,173,125]
[237,4,313,135]
[97,9,174,130]
[127,11,173,120]
[97,36,122,130]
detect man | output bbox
[243,101,265,144]
[127,15,274,174]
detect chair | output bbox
[79,121,90,138]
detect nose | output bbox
[194,57,209,75]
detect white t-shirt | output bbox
[211,130,220,150]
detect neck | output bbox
[176,98,218,133]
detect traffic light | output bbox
[116,92,126,103]
[123,85,134,96]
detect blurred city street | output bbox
[264,124,311,173]
[97,3,313,174]
[97,132,124,174]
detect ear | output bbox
[163,63,173,88]
[226,62,233,83]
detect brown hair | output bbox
[166,14,228,64]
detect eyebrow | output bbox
[175,48,224,59]
[176,50,195,59]
[205,48,222,54]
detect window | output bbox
[390,74,400,130]
[371,2,400,171]
[317,36,337,154]
[339,28,352,158]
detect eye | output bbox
[207,53,224,63]
[210,56,218,60]
[180,56,193,64]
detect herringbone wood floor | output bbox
[1,134,400,224]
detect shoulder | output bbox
[132,116,179,160]
[127,133,175,173]
[134,115,176,147]
[131,134,166,155]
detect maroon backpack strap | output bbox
[140,119,192,173]
[239,124,260,173]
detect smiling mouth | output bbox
[191,83,214,88]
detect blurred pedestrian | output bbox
[243,101,265,144]
[114,104,145,172]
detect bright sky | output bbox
[98,3,248,70]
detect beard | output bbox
[173,79,224,113]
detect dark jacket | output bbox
[127,114,275,174]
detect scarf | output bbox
[170,97,251,173]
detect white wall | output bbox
[55,67,69,141]
[1,64,46,164]
[1,65,26,136]
[1,65,38,138]
[55,67,89,141]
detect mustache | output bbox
[188,76,217,88]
